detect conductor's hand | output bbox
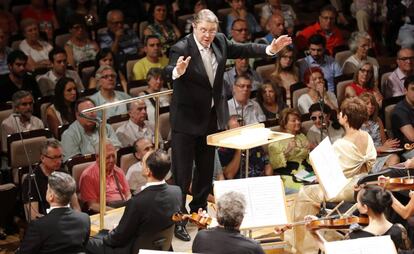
[176,56,192,76]
[270,35,292,54]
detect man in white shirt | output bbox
[384,48,414,98]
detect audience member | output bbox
[61,97,121,161]
[293,97,376,254]
[139,68,170,124]
[228,75,266,125]
[22,139,80,221]
[0,28,12,75]
[225,0,261,37]
[230,19,251,43]
[259,0,296,35]
[90,65,131,118]
[298,67,338,114]
[86,150,181,253]
[193,191,265,254]
[0,9,18,36]
[256,82,287,120]
[116,100,162,147]
[1,91,44,152]
[0,50,41,102]
[345,62,383,106]
[17,172,90,254]
[255,13,285,45]
[295,5,344,55]
[298,34,342,92]
[224,57,263,97]
[184,0,208,34]
[21,0,59,41]
[36,47,83,96]
[79,142,130,212]
[391,76,414,159]
[384,48,414,99]
[60,0,98,28]
[143,1,181,54]
[126,138,154,194]
[46,77,78,138]
[88,48,128,92]
[350,0,386,32]
[343,31,379,83]
[64,14,99,69]
[19,18,53,71]
[132,35,169,81]
[218,115,272,179]
[306,103,343,148]
[268,108,311,192]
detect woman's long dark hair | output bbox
[54,77,77,124]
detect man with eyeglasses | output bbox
[295,5,344,55]
[256,13,285,45]
[1,90,43,153]
[166,9,291,241]
[227,19,255,67]
[384,48,414,99]
[21,139,80,221]
[132,35,169,81]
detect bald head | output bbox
[267,14,284,38]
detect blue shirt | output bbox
[0,47,12,75]
[97,28,142,56]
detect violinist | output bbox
[293,97,377,254]
[305,185,410,252]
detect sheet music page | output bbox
[90,208,124,230]
[324,235,397,254]
[214,176,288,230]
[309,137,349,200]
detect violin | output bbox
[405,143,414,151]
[373,176,414,191]
[306,215,369,230]
[172,212,212,229]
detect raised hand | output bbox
[176,56,192,76]
[270,35,292,54]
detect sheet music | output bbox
[309,137,349,200]
[214,176,288,230]
[219,128,271,146]
[324,235,397,254]
[90,207,124,230]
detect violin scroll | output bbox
[405,143,414,151]
[172,212,212,229]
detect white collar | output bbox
[46,204,70,214]
[141,180,166,191]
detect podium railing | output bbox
[80,89,173,230]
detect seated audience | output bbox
[184,0,207,34]
[86,149,181,253]
[139,68,170,124]
[132,35,169,81]
[36,47,83,96]
[256,82,287,121]
[391,76,414,159]
[143,1,181,54]
[88,48,128,92]
[22,139,80,221]
[0,28,12,75]
[260,0,296,35]
[350,0,386,32]
[224,57,263,97]
[126,138,154,194]
[90,65,131,118]
[192,191,265,254]
[305,185,410,252]
[293,97,377,254]
[359,93,400,172]
[116,100,162,147]
[79,142,130,212]
[225,0,261,37]
[295,5,344,55]
[61,97,121,161]
[306,103,344,148]
[227,75,266,125]
[255,13,285,45]
[17,172,90,254]
[21,0,59,33]
[46,77,78,138]
[0,9,18,37]
[218,115,272,179]
[343,31,379,83]
[60,0,98,28]
[268,108,311,192]
[64,14,99,69]
[0,50,41,102]
[270,46,299,105]
[298,67,338,114]
[19,18,53,71]
[383,48,414,99]
[345,62,383,106]
[297,34,342,92]
[1,91,44,152]
[226,19,254,67]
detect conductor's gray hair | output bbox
[348,31,371,53]
[216,191,246,229]
[48,172,76,205]
[193,9,219,25]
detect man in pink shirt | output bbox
[79,143,130,213]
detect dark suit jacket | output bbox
[165,33,268,134]
[17,207,90,254]
[103,184,182,249]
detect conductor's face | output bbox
[193,21,218,48]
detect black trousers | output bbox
[171,108,217,213]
